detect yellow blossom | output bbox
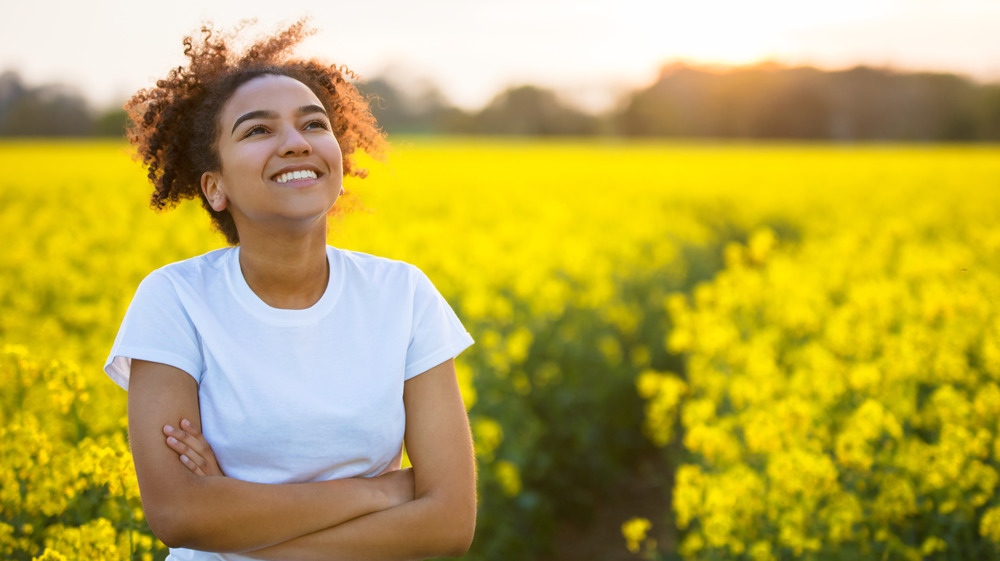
[621,517,652,554]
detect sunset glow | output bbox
[1,0,997,110]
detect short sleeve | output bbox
[104,270,204,390]
[404,268,475,380]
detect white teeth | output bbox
[275,170,318,184]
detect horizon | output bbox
[2,0,998,112]
[3,59,995,117]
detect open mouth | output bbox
[273,169,320,184]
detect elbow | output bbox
[456,511,478,557]
[436,527,475,558]
[435,499,477,557]
[413,490,477,557]
[145,503,196,549]
[445,528,475,558]
[440,524,474,558]
[146,505,225,551]
[142,486,220,550]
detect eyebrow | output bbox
[231,104,329,134]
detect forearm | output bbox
[232,358,479,561]
[147,473,391,552]
[128,361,408,553]
[239,359,477,561]
[245,492,475,561]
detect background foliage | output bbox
[2,63,999,139]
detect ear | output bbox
[201,171,228,212]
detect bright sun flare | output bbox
[625,0,893,67]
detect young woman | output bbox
[104,20,476,561]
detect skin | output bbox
[201,74,344,309]
[161,358,476,561]
[127,74,477,559]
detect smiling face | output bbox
[200,74,345,240]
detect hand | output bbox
[163,418,225,477]
[374,467,415,509]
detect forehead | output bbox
[219,74,324,125]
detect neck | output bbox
[235,223,330,310]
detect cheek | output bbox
[224,146,268,177]
[325,142,345,173]
[328,137,344,159]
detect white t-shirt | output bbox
[105,245,474,561]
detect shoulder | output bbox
[154,247,233,280]
[144,247,233,284]
[332,247,425,288]
[135,247,234,300]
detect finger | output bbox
[179,454,206,476]
[165,435,207,468]
[167,421,224,477]
[166,423,210,457]
[172,421,212,457]
[181,418,201,436]
[163,424,191,444]
[164,434,188,454]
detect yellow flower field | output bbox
[1,139,998,560]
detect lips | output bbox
[270,165,323,184]
[274,169,318,184]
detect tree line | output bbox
[2,64,999,140]
[0,71,126,137]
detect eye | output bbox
[242,124,269,138]
[304,119,330,131]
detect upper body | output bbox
[106,245,474,560]
[107,244,473,486]
[109,20,478,561]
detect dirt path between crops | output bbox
[550,452,676,561]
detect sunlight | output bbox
[622,0,896,67]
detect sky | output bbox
[2,0,999,112]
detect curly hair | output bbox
[125,19,384,245]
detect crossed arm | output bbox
[127,358,476,560]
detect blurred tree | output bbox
[916,72,980,140]
[750,68,833,138]
[615,63,993,141]
[1,66,998,139]
[476,85,599,135]
[0,71,93,136]
[825,66,897,140]
[356,76,457,134]
[977,85,1000,140]
[356,77,599,136]
[94,108,129,138]
[615,64,688,136]
[0,70,28,124]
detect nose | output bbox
[279,127,311,156]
